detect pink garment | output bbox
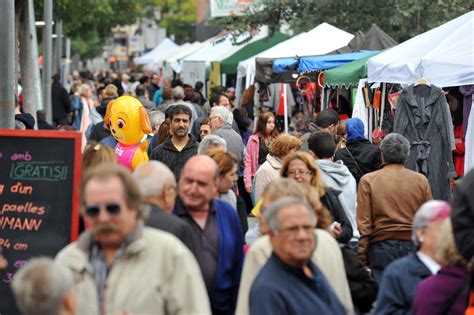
[244,134,260,188]
[115,142,139,170]
[80,97,93,151]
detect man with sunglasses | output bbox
[55,164,210,315]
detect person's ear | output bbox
[308,150,317,158]
[416,228,425,244]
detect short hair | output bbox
[262,178,306,210]
[255,112,279,138]
[11,257,74,315]
[80,164,144,217]
[412,200,452,248]
[168,104,192,121]
[81,141,116,174]
[268,134,302,159]
[381,133,410,164]
[183,87,195,102]
[138,75,149,84]
[210,93,228,106]
[172,86,185,100]
[148,111,165,131]
[36,110,47,122]
[436,220,469,267]
[207,150,238,176]
[162,87,173,101]
[281,151,326,197]
[200,118,210,127]
[103,84,118,98]
[135,84,147,97]
[308,131,336,158]
[315,109,339,128]
[198,135,227,154]
[264,197,317,233]
[195,81,204,90]
[133,161,176,198]
[211,106,233,125]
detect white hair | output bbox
[412,200,451,247]
[264,197,316,233]
[11,257,74,315]
[133,161,176,197]
[211,106,233,125]
[148,111,165,131]
[198,135,227,154]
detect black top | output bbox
[173,197,219,292]
[258,136,269,166]
[320,187,353,244]
[51,81,72,120]
[145,203,199,257]
[88,122,111,143]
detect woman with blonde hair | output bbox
[281,151,353,244]
[253,133,301,202]
[81,141,116,174]
[413,219,472,315]
[244,112,279,197]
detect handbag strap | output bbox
[345,147,363,176]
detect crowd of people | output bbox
[7,69,474,315]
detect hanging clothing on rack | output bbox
[394,84,456,201]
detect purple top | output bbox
[413,265,469,315]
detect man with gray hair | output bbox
[197,134,227,154]
[249,197,346,315]
[148,110,166,153]
[12,257,75,315]
[209,106,244,174]
[55,164,210,314]
[374,200,450,314]
[133,161,198,255]
[357,133,432,282]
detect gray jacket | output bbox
[394,85,456,201]
[213,124,244,173]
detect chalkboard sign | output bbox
[0,129,81,315]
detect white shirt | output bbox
[416,251,441,275]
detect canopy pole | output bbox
[283,84,288,133]
[321,87,325,111]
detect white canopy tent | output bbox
[237,23,354,88]
[368,11,474,87]
[133,38,178,65]
[182,26,269,66]
[164,42,207,73]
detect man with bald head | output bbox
[133,161,198,255]
[174,155,244,315]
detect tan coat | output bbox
[254,154,282,201]
[56,223,211,315]
[235,229,354,315]
[357,163,432,265]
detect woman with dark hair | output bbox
[447,88,465,178]
[244,112,279,196]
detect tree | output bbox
[154,0,196,43]
[212,0,473,43]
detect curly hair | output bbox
[280,151,326,198]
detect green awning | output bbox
[220,32,288,75]
[324,51,380,88]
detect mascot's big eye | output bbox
[117,119,126,129]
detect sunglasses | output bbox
[85,203,121,218]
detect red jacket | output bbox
[453,124,465,177]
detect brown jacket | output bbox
[357,164,432,265]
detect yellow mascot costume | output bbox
[104,96,152,170]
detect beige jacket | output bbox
[56,223,211,315]
[254,154,282,201]
[235,229,354,315]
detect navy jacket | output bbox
[249,253,346,315]
[375,252,432,315]
[174,198,244,314]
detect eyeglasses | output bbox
[287,169,312,176]
[279,224,314,235]
[84,203,121,218]
[209,116,220,121]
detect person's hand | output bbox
[245,185,252,193]
[0,255,8,269]
[330,222,342,237]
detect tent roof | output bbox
[355,24,398,51]
[134,38,178,65]
[368,11,474,87]
[273,50,378,74]
[324,51,381,88]
[183,27,269,65]
[238,23,354,79]
[220,32,287,75]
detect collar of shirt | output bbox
[416,251,441,275]
[174,196,216,217]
